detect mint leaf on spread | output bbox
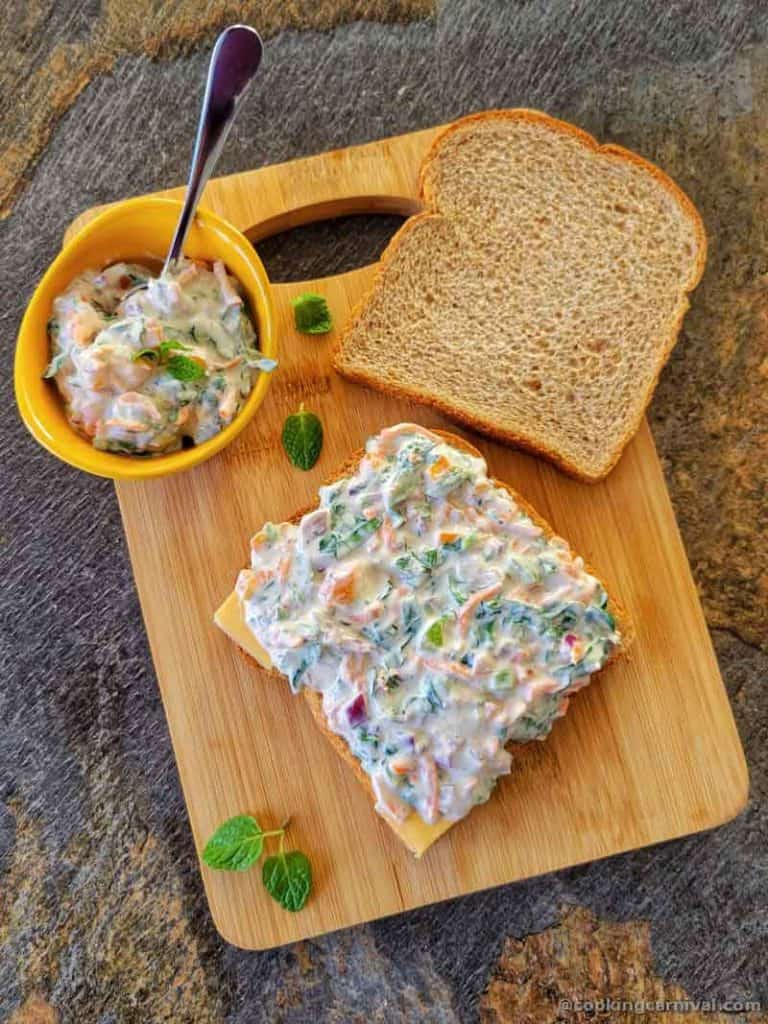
[263,850,312,913]
[134,338,193,365]
[282,403,323,470]
[166,354,206,382]
[202,814,265,871]
[202,815,312,912]
[290,293,332,334]
[158,339,192,358]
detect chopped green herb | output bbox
[362,621,387,645]
[586,606,616,632]
[318,532,340,557]
[478,618,497,642]
[425,619,444,647]
[476,598,503,621]
[424,681,445,712]
[504,601,536,626]
[414,547,442,570]
[287,644,320,692]
[449,577,468,606]
[400,602,422,648]
[345,515,381,549]
[42,352,67,379]
[358,727,379,747]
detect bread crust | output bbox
[332,109,707,482]
[236,428,631,837]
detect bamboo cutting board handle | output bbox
[206,126,441,247]
[66,126,441,260]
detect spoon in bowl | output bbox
[127,23,263,297]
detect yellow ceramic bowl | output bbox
[15,196,276,480]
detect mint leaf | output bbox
[202,814,264,871]
[290,293,332,334]
[158,339,191,358]
[282,404,323,470]
[133,339,190,364]
[263,850,312,912]
[167,354,206,382]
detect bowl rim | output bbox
[14,194,276,481]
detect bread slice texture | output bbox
[215,428,631,856]
[333,110,707,481]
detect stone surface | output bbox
[0,0,432,218]
[481,905,766,1024]
[1,1,767,1021]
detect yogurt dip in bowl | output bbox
[15,195,276,479]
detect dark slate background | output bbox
[2,2,767,1021]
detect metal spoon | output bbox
[128,24,263,296]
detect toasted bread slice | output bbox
[215,429,630,856]
[333,110,706,481]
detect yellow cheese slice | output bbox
[214,590,455,856]
[214,590,272,667]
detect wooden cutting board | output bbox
[66,125,748,950]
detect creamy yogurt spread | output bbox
[237,424,621,826]
[46,259,274,454]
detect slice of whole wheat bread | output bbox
[333,110,707,481]
[233,427,631,847]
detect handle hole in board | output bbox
[245,196,421,283]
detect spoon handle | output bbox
[164,24,263,272]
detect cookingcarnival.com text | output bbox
[558,997,761,1014]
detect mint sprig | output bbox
[282,403,323,471]
[290,293,332,334]
[202,815,312,912]
[133,338,204,381]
